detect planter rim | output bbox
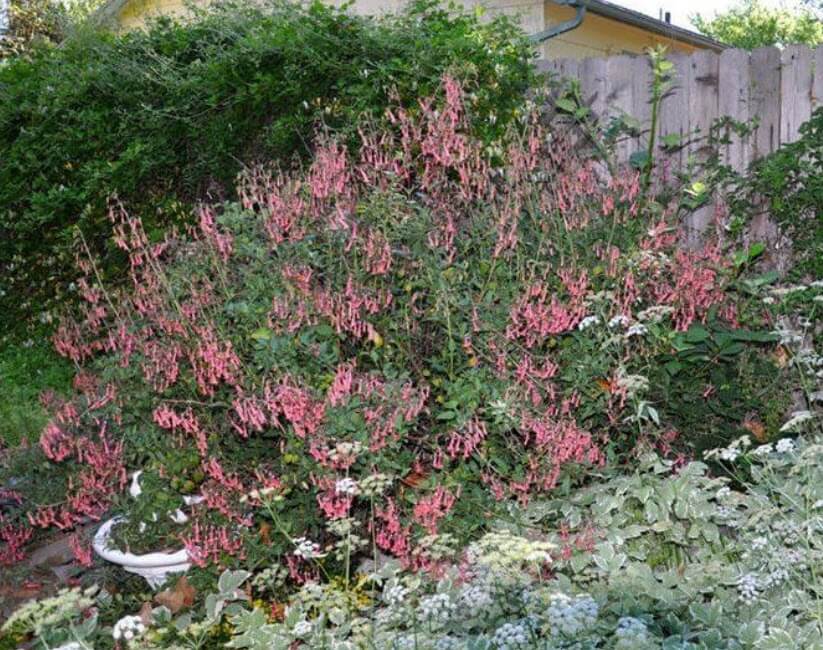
[93,516,189,567]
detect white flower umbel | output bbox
[547,593,599,636]
[417,593,456,624]
[292,620,313,637]
[737,573,760,605]
[577,315,599,331]
[625,323,648,338]
[775,437,797,453]
[112,615,146,643]
[334,477,359,496]
[614,616,649,647]
[292,537,326,560]
[608,314,630,329]
[491,621,531,649]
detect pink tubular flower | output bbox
[412,486,460,535]
[327,361,355,407]
[266,379,325,438]
[153,405,208,456]
[182,522,245,568]
[197,205,234,262]
[372,498,411,558]
[0,517,33,565]
[446,418,487,460]
[69,533,93,567]
[316,489,353,520]
[189,325,241,396]
[232,389,268,438]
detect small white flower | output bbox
[625,323,648,338]
[384,583,409,606]
[335,477,359,496]
[417,593,455,623]
[720,447,741,462]
[775,437,796,453]
[737,573,760,604]
[614,616,649,646]
[608,314,630,329]
[752,443,773,457]
[112,615,145,643]
[577,315,599,331]
[292,620,313,637]
[715,486,731,501]
[292,537,326,560]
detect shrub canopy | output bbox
[0,0,535,337]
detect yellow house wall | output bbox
[116,0,193,29]
[114,0,705,61]
[541,2,700,59]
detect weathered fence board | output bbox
[545,45,823,172]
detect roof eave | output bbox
[582,0,726,51]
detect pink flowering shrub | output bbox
[2,76,784,576]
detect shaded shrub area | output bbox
[727,106,823,278]
[0,0,535,336]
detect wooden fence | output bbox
[538,45,823,173]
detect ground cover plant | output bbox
[1,48,821,649]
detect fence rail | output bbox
[538,45,823,173]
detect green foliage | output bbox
[0,0,536,337]
[691,0,823,49]
[744,107,823,278]
[0,0,105,58]
[0,339,72,447]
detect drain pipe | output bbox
[529,0,586,44]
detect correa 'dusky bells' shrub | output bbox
[0,0,535,338]
[4,76,797,591]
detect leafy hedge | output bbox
[746,107,823,278]
[0,0,536,336]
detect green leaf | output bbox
[218,569,252,595]
[661,133,681,148]
[250,327,272,341]
[629,149,651,170]
[554,97,577,113]
[684,325,709,343]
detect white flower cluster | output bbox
[637,305,674,323]
[546,592,599,636]
[737,573,760,605]
[577,315,600,331]
[335,477,359,496]
[292,537,326,560]
[383,583,410,606]
[491,621,531,649]
[705,436,751,463]
[614,616,649,647]
[112,615,146,643]
[417,594,456,624]
[359,473,392,497]
[608,314,630,329]
[625,323,648,338]
[459,582,494,610]
[292,620,313,637]
[467,530,554,569]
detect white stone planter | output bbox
[92,517,190,589]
